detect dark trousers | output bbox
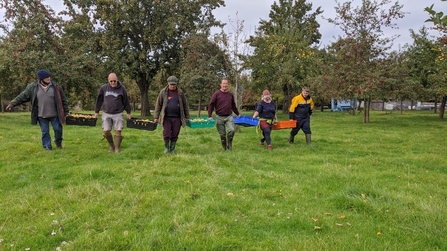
[260,120,273,145]
[291,117,311,136]
[38,117,63,149]
[163,116,181,142]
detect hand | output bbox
[126,114,131,120]
[154,119,158,123]
[94,113,99,118]
[208,117,213,121]
[6,104,12,110]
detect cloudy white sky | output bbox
[213,0,444,50]
[8,0,445,50]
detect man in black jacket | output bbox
[94,73,131,153]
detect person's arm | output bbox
[207,93,216,119]
[7,83,34,109]
[182,93,190,120]
[93,86,104,118]
[153,90,163,123]
[289,96,298,120]
[122,87,132,119]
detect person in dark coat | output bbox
[253,90,277,150]
[288,86,315,145]
[153,76,190,154]
[6,69,70,150]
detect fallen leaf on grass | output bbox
[346,222,352,227]
[338,215,345,219]
[314,226,322,230]
[312,218,319,222]
[227,192,234,196]
[336,223,343,227]
[324,212,331,216]
[377,230,383,235]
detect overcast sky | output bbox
[12,0,445,50]
[213,0,443,50]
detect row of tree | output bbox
[1,0,447,123]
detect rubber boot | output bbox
[104,134,115,152]
[288,134,294,144]
[220,136,227,151]
[164,141,170,154]
[227,136,233,151]
[306,134,311,145]
[114,135,123,153]
[170,141,176,155]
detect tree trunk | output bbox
[434,100,438,113]
[282,84,291,114]
[137,77,151,117]
[363,98,370,123]
[439,96,446,119]
[400,100,403,115]
[197,99,202,117]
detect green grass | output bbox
[0,110,446,250]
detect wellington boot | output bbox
[305,134,311,145]
[220,136,227,151]
[114,135,123,153]
[288,134,294,144]
[104,134,115,152]
[227,136,233,151]
[170,141,176,155]
[164,141,170,154]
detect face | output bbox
[168,83,177,90]
[220,79,229,92]
[108,73,118,88]
[301,89,309,98]
[41,77,51,84]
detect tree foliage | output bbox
[179,34,229,116]
[64,0,224,116]
[325,0,405,123]
[248,0,322,113]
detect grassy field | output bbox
[0,110,446,250]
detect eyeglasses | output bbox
[109,80,117,83]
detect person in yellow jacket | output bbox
[288,87,314,145]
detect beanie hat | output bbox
[37,69,51,80]
[167,76,178,85]
[262,89,270,96]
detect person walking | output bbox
[208,78,241,151]
[153,76,190,155]
[6,69,69,150]
[252,90,277,150]
[94,73,131,153]
[288,86,314,145]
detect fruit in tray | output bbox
[69,114,95,118]
[134,119,154,123]
[190,118,208,122]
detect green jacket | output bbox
[9,81,70,125]
[154,85,190,127]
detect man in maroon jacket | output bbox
[208,78,240,151]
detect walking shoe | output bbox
[267,145,273,150]
[260,141,265,146]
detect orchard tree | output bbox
[0,0,104,110]
[425,1,447,118]
[326,0,405,123]
[214,13,250,109]
[65,0,224,116]
[404,28,440,111]
[248,0,322,113]
[180,34,229,116]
